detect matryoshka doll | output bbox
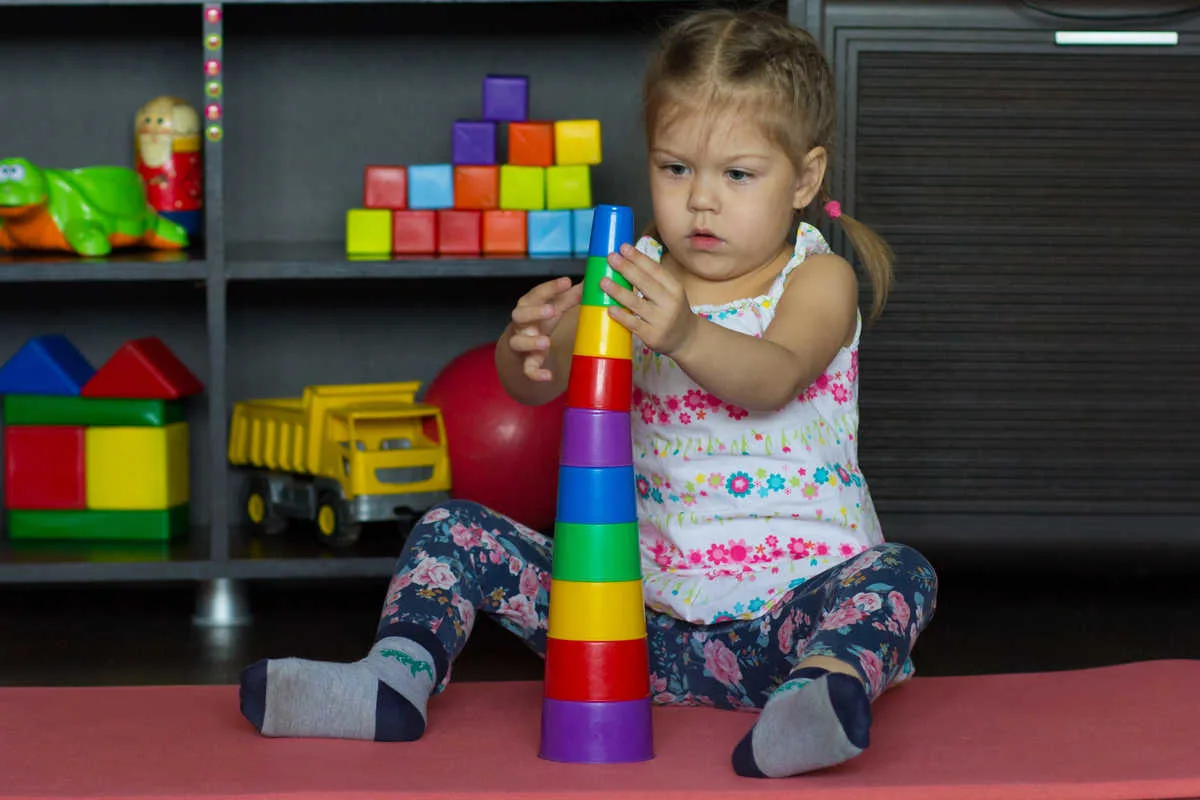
[134,95,203,236]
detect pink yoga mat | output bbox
[1,660,1198,800]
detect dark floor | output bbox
[3,550,1199,687]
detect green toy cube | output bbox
[345,208,392,255]
[546,166,592,210]
[499,166,545,211]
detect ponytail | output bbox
[824,201,893,322]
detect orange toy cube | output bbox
[508,121,555,167]
[483,210,527,255]
[363,166,407,209]
[392,210,437,254]
[454,166,499,210]
[437,209,482,255]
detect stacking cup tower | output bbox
[538,205,654,764]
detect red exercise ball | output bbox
[423,342,566,532]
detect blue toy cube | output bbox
[527,210,572,256]
[482,75,528,122]
[452,120,497,165]
[571,208,594,257]
[408,164,454,210]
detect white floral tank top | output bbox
[632,222,883,625]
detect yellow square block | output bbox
[86,422,189,510]
[499,165,545,210]
[573,305,631,359]
[554,120,601,166]
[545,165,592,210]
[346,209,392,255]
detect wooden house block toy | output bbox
[346,209,392,255]
[482,210,526,255]
[408,164,454,210]
[528,210,572,256]
[437,209,482,255]
[554,120,602,166]
[363,166,407,209]
[452,120,497,166]
[499,165,545,211]
[539,205,652,764]
[0,335,202,542]
[546,165,591,211]
[482,74,528,122]
[228,382,450,546]
[508,121,555,167]
[453,166,499,210]
[392,210,437,255]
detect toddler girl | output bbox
[239,8,938,779]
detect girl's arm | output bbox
[495,278,583,406]
[603,248,859,412]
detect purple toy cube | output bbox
[482,75,528,122]
[452,120,497,165]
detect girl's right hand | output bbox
[507,276,582,382]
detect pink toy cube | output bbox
[393,210,437,254]
[363,166,407,209]
[437,209,482,255]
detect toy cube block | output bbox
[363,166,407,209]
[454,166,499,210]
[571,208,594,257]
[3,425,86,510]
[482,74,528,122]
[4,395,185,427]
[528,210,572,255]
[546,165,592,210]
[408,164,454,210]
[85,422,189,510]
[499,165,545,211]
[392,210,437,254]
[482,210,527,255]
[452,120,497,165]
[508,121,555,166]
[346,209,392,255]
[555,120,602,166]
[437,210,482,255]
[7,505,189,542]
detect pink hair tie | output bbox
[824,200,842,219]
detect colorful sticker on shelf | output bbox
[134,96,204,237]
[205,59,221,77]
[205,81,222,99]
[205,6,222,24]
[205,34,222,50]
[205,104,222,122]
[206,125,223,142]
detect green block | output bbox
[6,504,190,542]
[545,165,591,210]
[345,208,392,255]
[581,255,632,308]
[3,394,184,427]
[552,520,641,582]
[499,165,545,211]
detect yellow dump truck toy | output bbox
[228,382,450,545]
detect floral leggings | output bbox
[377,499,938,710]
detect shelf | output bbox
[0,250,208,283]
[0,0,678,5]
[223,524,404,579]
[226,242,586,281]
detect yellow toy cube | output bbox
[345,209,392,255]
[499,165,545,210]
[545,165,592,210]
[86,422,190,510]
[554,120,602,166]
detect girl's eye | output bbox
[661,163,688,176]
[727,169,752,182]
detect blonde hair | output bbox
[642,8,894,320]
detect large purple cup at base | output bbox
[538,695,654,763]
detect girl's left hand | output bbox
[602,243,698,359]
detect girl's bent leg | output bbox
[238,499,554,742]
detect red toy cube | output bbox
[483,210,527,255]
[4,425,86,510]
[508,122,555,167]
[364,166,408,209]
[392,210,437,254]
[437,210,482,255]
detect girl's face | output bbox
[648,102,813,284]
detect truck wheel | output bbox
[245,477,285,535]
[315,490,361,546]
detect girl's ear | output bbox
[793,146,828,210]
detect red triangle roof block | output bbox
[81,337,204,400]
